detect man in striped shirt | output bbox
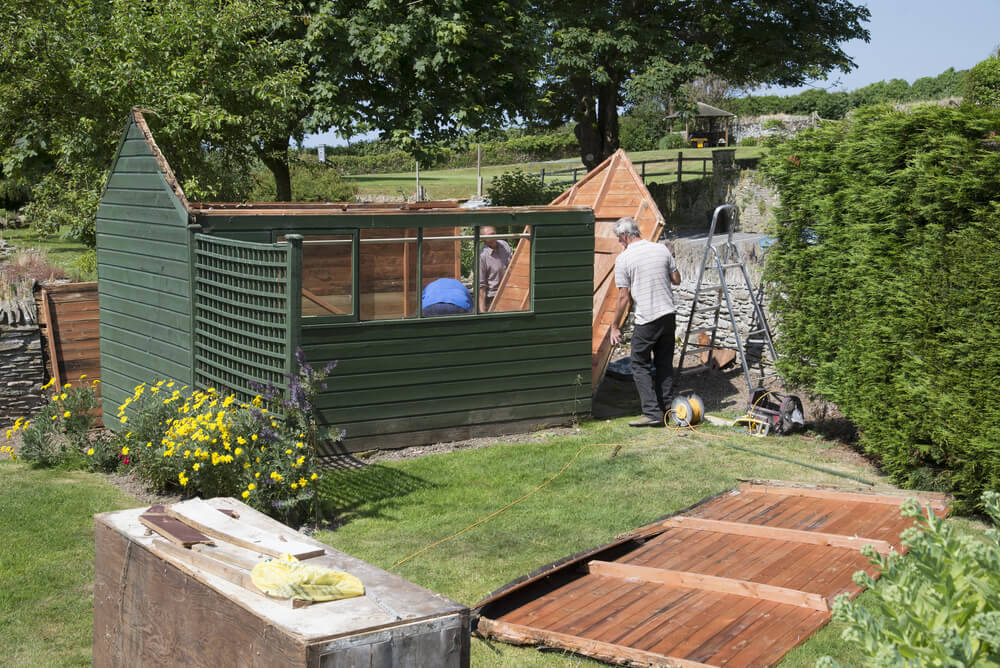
[610,217,681,427]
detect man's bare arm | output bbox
[609,287,631,346]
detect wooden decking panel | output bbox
[477,482,951,667]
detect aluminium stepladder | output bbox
[675,203,781,397]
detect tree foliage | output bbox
[532,0,871,169]
[725,67,968,119]
[965,56,1000,109]
[762,103,1000,508]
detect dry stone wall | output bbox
[0,298,46,426]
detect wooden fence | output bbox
[35,282,102,406]
[540,152,721,187]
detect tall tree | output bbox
[533,0,871,169]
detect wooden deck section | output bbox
[488,150,664,388]
[476,481,950,667]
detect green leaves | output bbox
[762,103,1000,509]
[828,495,1000,666]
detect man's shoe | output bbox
[629,415,664,428]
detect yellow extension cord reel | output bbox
[668,391,705,427]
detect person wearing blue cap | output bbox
[421,278,473,316]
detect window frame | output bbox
[280,225,534,325]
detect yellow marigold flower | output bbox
[63,383,71,389]
[184,450,191,458]
[298,477,307,487]
[79,374,87,380]
[310,473,318,481]
[121,446,129,455]
[4,430,10,439]
[146,441,152,448]
[126,431,132,438]
[290,483,298,490]
[51,415,57,420]
[41,377,55,390]
[234,447,243,456]
[156,380,165,386]
[167,382,174,388]
[87,448,95,456]
[271,421,278,428]
[59,393,67,400]
[63,411,71,418]
[193,463,200,471]
[178,472,189,486]
[241,490,250,499]
[237,436,247,445]
[285,448,293,455]
[296,456,305,467]
[251,434,258,442]
[296,441,304,448]
[243,462,251,469]
[298,432,305,438]
[255,471,261,478]
[120,415,128,423]
[248,483,256,491]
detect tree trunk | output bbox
[257,140,293,201]
[574,83,621,171]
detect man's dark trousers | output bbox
[630,312,676,422]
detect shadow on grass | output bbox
[315,454,435,527]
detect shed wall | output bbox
[96,120,193,421]
[206,213,594,451]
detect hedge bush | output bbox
[964,56,1000,109]
[762,103,1000,510]
[486,169,564,206]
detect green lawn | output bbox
[0,225,93,280]
[314,417,889,667]
[347,147,766,201]
[0,461,138,666]
[1,415,981,666]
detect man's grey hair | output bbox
[614,217,641,239]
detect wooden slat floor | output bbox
[477,482,950,667]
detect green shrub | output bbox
[13,376,100,467]
[739,136,758,147]
[250,161,357,201]
[657,133,687,150]
[964,56,1000,109]
[762,104,1000,509]
[486,169,564,206]
[822,493,1000,666]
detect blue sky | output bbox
[303,0,1000,146]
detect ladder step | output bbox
[746,328,768,336]
[719,262,743,269]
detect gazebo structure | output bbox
[667,102,736,147]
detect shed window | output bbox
[292,225,531,321]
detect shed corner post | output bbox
[285,234,303,382]
[187,223,203,389]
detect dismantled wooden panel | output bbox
[476,482,951,667]
[551,150,665,389]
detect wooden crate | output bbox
[94,498,469,667]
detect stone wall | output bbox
[648,158,778,236]
[732,113,821,143]
[0,297,46,427]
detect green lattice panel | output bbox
[193,234,297,401]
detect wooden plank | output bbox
[149,539,310,609]
[478,618,713,668]
[38,289,63,388]
[740,482,950,511]
[586,561,829,612]
[164,498,325,560]
[662,516,895,555]
[139,508,215,547]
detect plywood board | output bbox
[476,482,951,667]
[165,498,325,560]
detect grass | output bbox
[313,416,894,667]
[0,460,138,666]
[0,415,986,666]
[0,225,93,281]
[347,147,767,201]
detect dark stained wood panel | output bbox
[476,482,952,667]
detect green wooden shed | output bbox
[97,110,594,452]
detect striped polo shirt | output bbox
[614,239,678,325]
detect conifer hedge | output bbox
[762,104,1000,510]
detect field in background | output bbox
[347,147,766,201]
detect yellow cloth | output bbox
[251,554,365,602]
